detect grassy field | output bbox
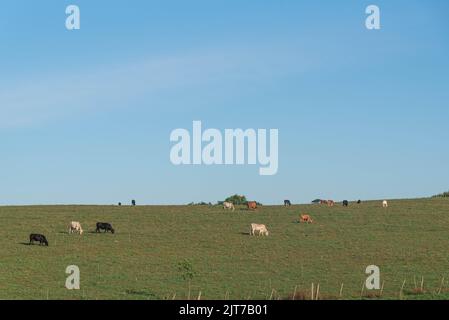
[1,197,449,300]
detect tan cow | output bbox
[250,223,269,236]
[300,214,313,223]
[223,201,235,211]
[382,200,388,208]
[69,221,83,235]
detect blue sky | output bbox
[1,1,448,205]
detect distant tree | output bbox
[223,194,248,205]
[132,200,136,206]
[187,202,211,206]
[432,191,449,198]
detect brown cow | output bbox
[247,201,257,210]
[300,214,313,223]
[327,200,335,207]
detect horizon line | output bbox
[0,196,438,207]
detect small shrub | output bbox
[177,259,196,282]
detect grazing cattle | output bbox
[247,201,257,210]
[69,221,83,235]
[300,214,313,223]
[223,201,235,211]
[382,200,388,208]
[327,200,335,207]
[250,223,269,236]
[29,234,49,246]
[96,222,115,234]
[284,200,292,206]
[357,200,361,204]
[342,200,349,207]
[320,200,328,205]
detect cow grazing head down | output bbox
[29,234,49,246]
[96,222,115,234]
[300,214,313,224]
[69,221,83,235]
[223,202,235,211]
[250,223,269,236]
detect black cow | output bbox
[357,200,361,204]
[342,200,349,207]
[284,200,292,206]
[29,234,49,246]
[96,222,115,234]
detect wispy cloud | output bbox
[0,44,311,129]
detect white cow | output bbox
[382,200,388,208]
[69,221,83,235]
[223,201,235,211]
[250,223,269,236]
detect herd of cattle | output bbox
[28,222,115,246]
[28,199,391,244]
[224,199,390,236]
